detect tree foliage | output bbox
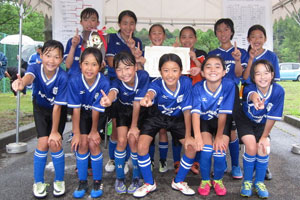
[0,2,45,41]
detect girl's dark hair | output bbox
[42,40,64,58]
[80,47,103,66]
[179,26,196,38]
[113,51,136,69]
[201,55,226,71]
[118,10,137,24]
[149,24,165,35]
[80,8,99,21]
[214,18,235,40]
[247,24,267,52]
[250,59,274,84]
[158,53,182,71]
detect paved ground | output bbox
[0,121,300,200]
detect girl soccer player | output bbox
[100,51,150,194]
[12,40,68,198]
[237,60,284,198]
[105,10,142,173]
[209,18,248,179]
[192,55,236,196]
[133,53,199,198]
[68,47,110,199]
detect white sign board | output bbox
[144,46,190,77]
[52,0,104,47]
[223,0,273,50]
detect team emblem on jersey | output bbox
[177,95,183,103]
[94,92,99,100]
[266,102,273,112]
[202,97,207,102]
[53,87,58,95]
[162,95,168,99]
[217,96,223,105]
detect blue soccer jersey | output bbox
[110,70,149,105]
[28,53,42,65]
[26,64,68,109]
[242,83,284,124]
[148,76,192,117]
[191,78,235,120]
[64,36,83,76]
[243,49,280,85]
[209,46,248,85]
[67,72,110,112]
[106,33,143,78]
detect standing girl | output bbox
[69,47,110,199]
[237,60,284,198]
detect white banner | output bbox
[52,0,104,48]
[144,46,190,77]
[223,0,273,50]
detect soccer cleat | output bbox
[255,182,269,199]
[105,159,115,172]
[240,181,253,197]
[231,165,243,179]
[90,180,103,198]
[171,179,195,196]
[265,168,272,180]
[115,179,126,194]
[53,180,65,197]
[174,161,180,174]
[198,180,211,196]
[212,179,227,196]
[124,161,129,175]
[133,182,156,198]
[73,180,88,199]
[33,182,49,198]
[127,178,143,194]
[159,159,168,173]
[190,162,200,175]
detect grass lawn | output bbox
[0,91,33,133]
[278,81,300,117]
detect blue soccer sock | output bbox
[159,142,168,160]
[34,149,48,183]
[172,141,182,163]
[91,152,103,181]
[229,137,240,167]
[125,144,131,162]
[255,154,269,183]
[138,153,154,185]
[149,144,155,161]
[243,153,256,181]
[76,152,90,181]
[108,138,117,160]
[51,149,65,181]
[131,152,141,179]
[213,150,226,180]
[200,145,213,180]
[174,154,194,183]
[194,151,201,163]
[115,150,126,179]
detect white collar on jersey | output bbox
[41,64,59,86]
[162,78,180,97]
[203,80,222,98]
[257,84,273,99]
[121,72,138,91]
[82,72,101,92]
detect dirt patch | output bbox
[0,110,34,133]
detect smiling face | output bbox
[115,61,137,86]
[180,28,197,49]
[160,61,182,91]
[253,63,273,92]
[119,15,136,40]
[80,53,100,85]
[215,22,233,45]
[248,29,266,51]
[40,48,63,75]
[149,25,165,46]
[80,13,100,31]
[201,57,226,83]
